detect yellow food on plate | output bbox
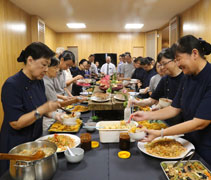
[72,105,88,112]
[145,138,187,158]
[49,119,82,132]
[138,120,167,130]
[47,134,75,152]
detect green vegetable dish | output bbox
[161,160,211,180]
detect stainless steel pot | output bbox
[9,141,58,180]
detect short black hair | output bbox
[89,54,95,58]
[49,57,60,67]
[59,50,75,63]
[157,46,175,63]
[79,59,87,65]
[120,54,125,57]
[175,35,211,59]
[17,42,55,64]
[125,52,131,58]
[135,56,143,64]
[140,57,154,65]
[87,61,91,65]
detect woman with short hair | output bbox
[0,42,60,175]
[132,35,211,165]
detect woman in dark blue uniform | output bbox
[139,57,157,98]
[0,42,60,176]
[72,59,87,96]
[132,35,211,165]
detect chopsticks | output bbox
[127,115,133,124]
[59,107,72,114]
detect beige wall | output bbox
[179,0,211,61]
[56,32,145,61]
[45,25,57,51]
[0,0,32,128]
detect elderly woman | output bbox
[132,35,211,165]
[0,42,60,175]
[53,50,82,100]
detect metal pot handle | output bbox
[13,160,34,167]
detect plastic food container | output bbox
[96,121,138,143]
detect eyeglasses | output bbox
[158,60,172,67]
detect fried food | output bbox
[145,138,187,158]
[49,119,82,132]
[138,120,167,130]
[129,126,144,133]
[72,105,88,112]
[139,106,151,111]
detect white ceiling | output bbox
[10,0,199,33]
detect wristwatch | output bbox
[34,109,42,120]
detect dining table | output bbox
[1,110,210,180]
[88,86,125,111]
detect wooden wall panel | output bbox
[45,25,57,51]
[179,0,211,61]
[56,32,145,61]
[0,0,32,129]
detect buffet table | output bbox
[88,86,125,111]
[1,111,210,180]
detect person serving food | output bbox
[131,35,211,165]
[0,42,61,175]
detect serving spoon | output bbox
[67,147,75,156]
[0,150,45,161]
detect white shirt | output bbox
[89,62,98,75]
[64,69,73,93]
[101,63,116,76]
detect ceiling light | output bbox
[125,23,144,29]
[66,23,86,29]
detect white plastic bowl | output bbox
[64,148,84,163]
[158,98,172,108]
[129,131,146,141]
[130,79,138,84]
[74,112,81,119]
[84,122,96,132]
[139,89,146,94]
[62,114,77,126]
